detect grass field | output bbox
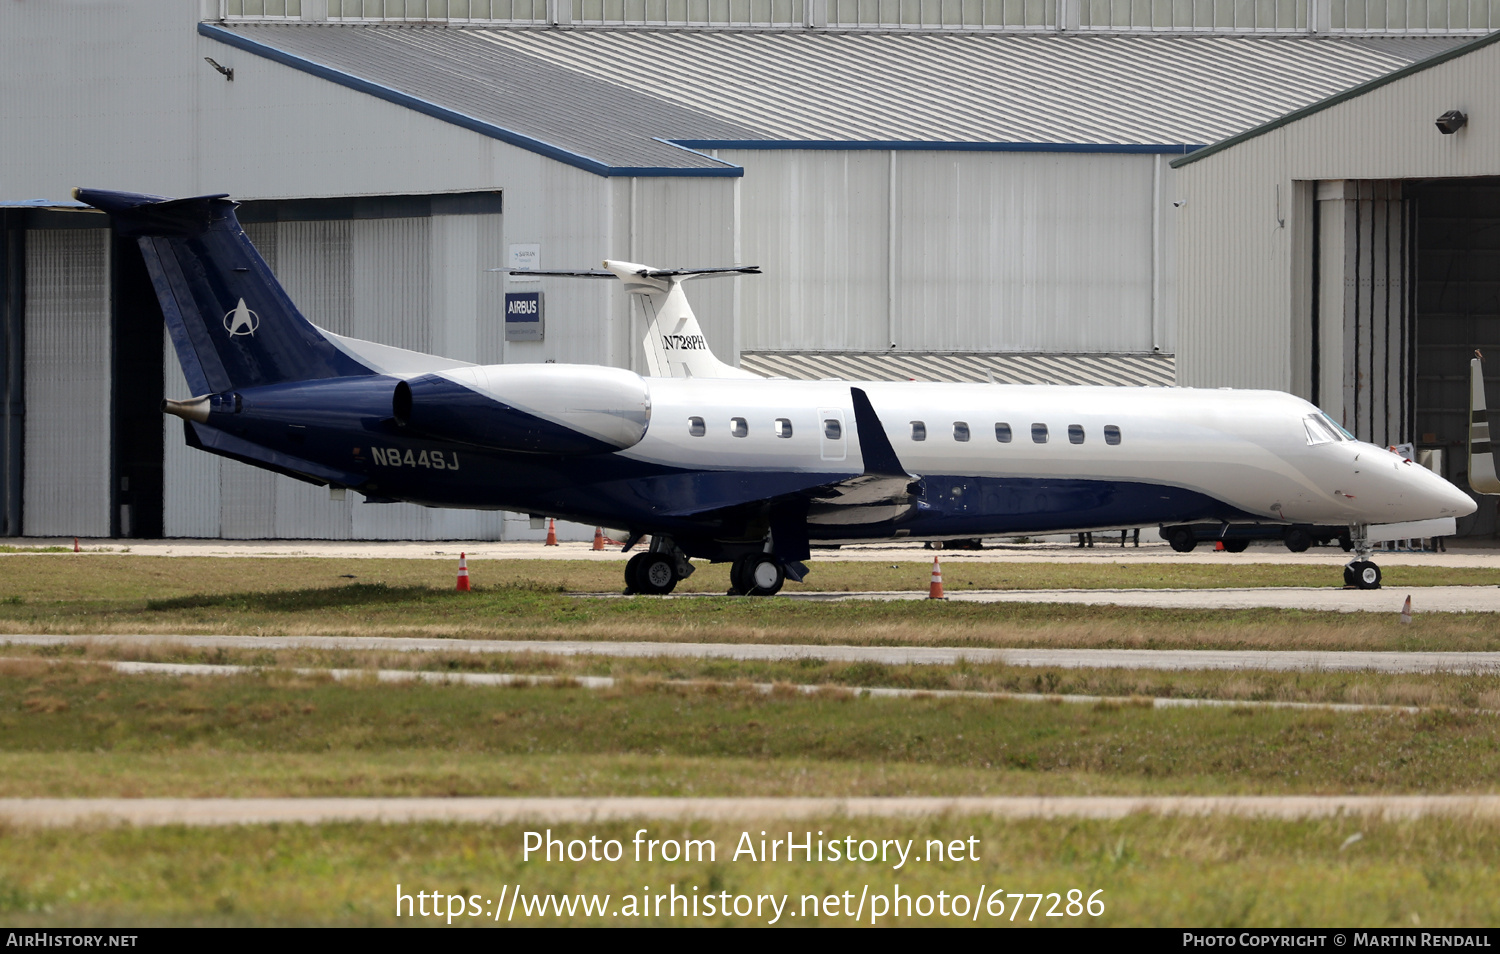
[13,642,1500,710]
[2,554,1498,926]
[1,553,1495,600]
[3,664,1499,797]
[4,816,1500,926]
[0,556,1496,651]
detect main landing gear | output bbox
[621,537,803,597]
[728,553,786,597]
[1343,525,1382,590]
[622,536,695,596]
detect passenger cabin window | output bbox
[953,422,970,442]
[775,418,793,438]
[995,423,1012,443]
[1068,424,1085,444]
[731,417,748,438]
[1104,425,1122,445]
[910,421,927,441]
[688,416,705,437]
[823,419,841,440]
[1031,423,1048,443]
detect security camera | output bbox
[1172,199,1187,208]
[1435,109,1468,134]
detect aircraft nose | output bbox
[1416,465,1478,518]
[1444,480,1479,518]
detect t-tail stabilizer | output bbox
[504,260,761,379]
[1471,351,1500,494]
[73,187,371,393]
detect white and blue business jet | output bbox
[77,188,1477,595]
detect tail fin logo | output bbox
[223,298,260,337]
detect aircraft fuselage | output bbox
[189,371,1473,556]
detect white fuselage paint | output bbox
[623,378,1475,530]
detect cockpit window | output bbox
[1304,414,1340,445]
[1324,414,1355,441]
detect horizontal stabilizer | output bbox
[72,188,229,238]
[494,259,759,379]
[490,265,761,283]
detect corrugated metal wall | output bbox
[730,149,1174,355]
[733,150,891,351]
[23,229,112,537]
[503,165,618,370]
[623,176,739,368]
[1176,38,1500,392]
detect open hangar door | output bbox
[5,208,166,541]
[1411,177,1500,539]
[1307,177,1500,539]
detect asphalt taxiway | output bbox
[781,584,1500,612]
[13,537,1500,569]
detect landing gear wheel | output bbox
[1167,527,1197,553]
[747,556,785,596]
[1283,528,1313,553]
[731,554,785,596]
[1222,539,1249,553]
[623,552,652,594]
[636,554,679,595]
[1344,560,1382,590]
[728,555,754,595]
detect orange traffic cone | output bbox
[1214,540,1225,551]
[1399,594,1412,624]
[592,527,606,551]
[456,552,471,592]
[545,518,558,546]
[73,537,79,553]
[928,556,947,600]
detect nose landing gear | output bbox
[1343,526,1381,589]
[1344,561,1382,588]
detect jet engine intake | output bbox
[394,364,651,456]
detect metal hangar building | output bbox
[1174,31,1500,537]
[0,0,1489,540]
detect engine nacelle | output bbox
[394,364,651,455]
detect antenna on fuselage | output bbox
[488,261,761,380]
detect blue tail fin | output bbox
[74,188,370,394]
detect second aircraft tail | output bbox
[507,260,761,379]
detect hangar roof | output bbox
[738,350,1176,387]
[1171,28,1500,168]
[203,22,1459,177]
